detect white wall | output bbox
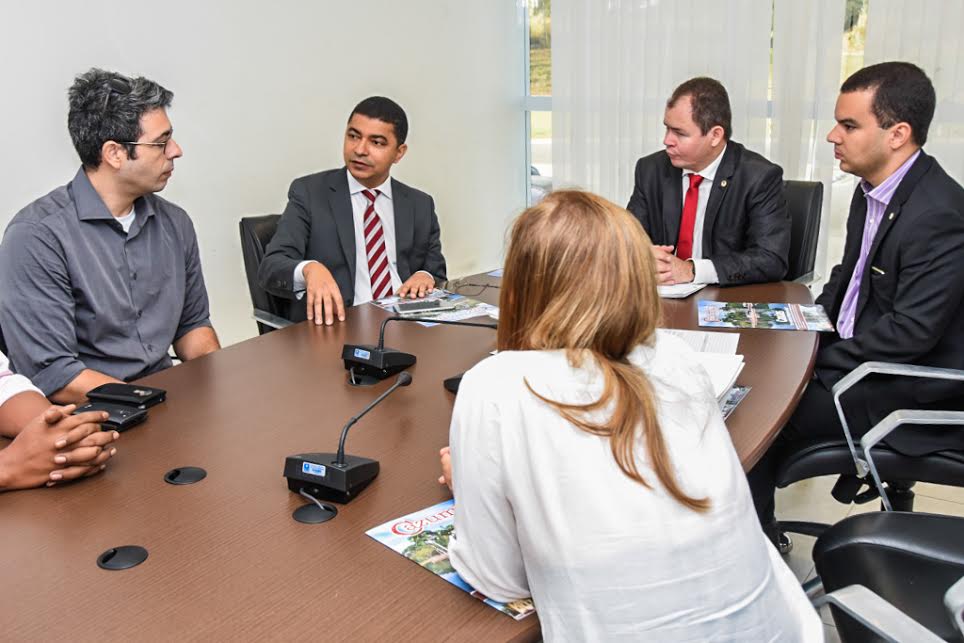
[0,1,526,346]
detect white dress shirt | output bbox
[293,170,431,306]
[682,145,726,284]
[0,350,41,408]
[447,334,821,642]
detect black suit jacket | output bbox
[814,151,964,454]
[258,168,447,322]
[626,142,789,285]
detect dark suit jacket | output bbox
[814,151,964,454]
[258,168,447,322]
[626,142,789,285]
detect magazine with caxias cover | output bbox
[366,499,536,620]
[698,301,834,332]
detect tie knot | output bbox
[688,174,704,189]
[362,189,379,204]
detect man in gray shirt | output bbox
[0,68,220,404]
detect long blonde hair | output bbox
[498,190,709,512]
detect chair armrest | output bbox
[830,362,964,508]
[253,309,293,330]
[856,410,964,511]
[946,575,964,636]
[814,585,945,642]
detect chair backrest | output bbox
[784,180,823,281]
[238,214,284,335]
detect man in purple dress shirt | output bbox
[748,62,964,552]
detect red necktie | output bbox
[362,189,393,300]
[676,174,704,261]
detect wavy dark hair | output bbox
[67,68,173,168]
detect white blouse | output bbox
[447,334,822,642]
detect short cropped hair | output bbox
[840,61,936,146]
[667,77,732,140]
[349,96,408,145]
[67,68,173,169]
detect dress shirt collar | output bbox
[860,149,921,205]
[70,167,156,222]
[682,144,727,183]
[346,169,393,201]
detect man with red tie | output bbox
[259,97,447,325]
[626,77,789,285]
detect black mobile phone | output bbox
[86,383,166,409]
[73,402,148,432]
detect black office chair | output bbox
[813,512,964,642]
[774,363,964,543]
[783,180,823,283]
[238,215,293,335]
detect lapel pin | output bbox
[720,180,728,188]
[888,212,895,220]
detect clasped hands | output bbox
[652,245,695,285]
[1,405,118,491]
[302,262,435,326]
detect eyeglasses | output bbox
[118,137,176,154]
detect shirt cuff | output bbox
[27,356,87,398]
[293,260,319,301]
[691,259,719,285]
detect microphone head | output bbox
[396,372,413,387]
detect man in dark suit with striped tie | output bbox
[259,97,447,325]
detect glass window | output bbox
[529,111,552,204]
[525,0,552,204]
[528,0,551,96]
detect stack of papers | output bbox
[656,328,739,354]
[656,328,746,403]
[657,283,706,299]
[691,353,745,401]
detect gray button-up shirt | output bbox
[0,168,212,395]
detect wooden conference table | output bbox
[0,277,816,641]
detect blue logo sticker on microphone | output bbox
[353,348,371,360]
[302,462,326,477]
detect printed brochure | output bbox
[372,289,498,326]
[720,386,751,420]
[366,499,536,620]
[698,301,834,332]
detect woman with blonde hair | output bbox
[441,191,820,641]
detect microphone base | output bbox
[292,502,338,524]
[443,373,464,394]
[342,344,416,383]
[284,452,380,504]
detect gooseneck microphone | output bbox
[283,373,413,507]
[335,371,411,465]
[342,315,497,386]
[376,316,497,349]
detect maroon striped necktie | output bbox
[362,189,393,300]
